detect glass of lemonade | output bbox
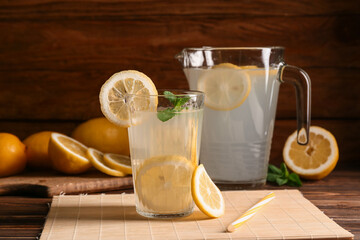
[128,90,204,218]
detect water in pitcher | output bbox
[184,66,280,185]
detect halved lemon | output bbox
[48,133,91,174]
[99,70,158,127]
[86,148,126,177]
[283,126,339,180]
[135,155,194,213]
[198,65,251,111]
[191,164,225,218]
[103,153,132,175]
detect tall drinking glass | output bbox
[128,90,204,218]
[176,47,311,188]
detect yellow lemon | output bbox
[0,133,27,177]
[103,153,132,175]
[135,155,194,213]
[23,131,53,169]
[99,70,158,127]
[198,64,251,111]
[72,117,129,156]
[191,164,225,218]
[48,133,91,174]
[283,126,339,180]
[86,148,126,177]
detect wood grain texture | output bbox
[1,68,359,120]
[0,170,359,239]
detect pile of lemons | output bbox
[0,117,131,177]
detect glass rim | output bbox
[125,89,205,97]
[180,46,285,51]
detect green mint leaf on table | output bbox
[268,164,282,175]
[267,163,302,187]
[157,91,191,122]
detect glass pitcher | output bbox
[176,47,311,188]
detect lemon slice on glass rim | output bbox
[198,64,251,111]
[99,70,158,127]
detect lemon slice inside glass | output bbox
[198,65,251,111]
[191,164,225,218]
[135,155,194,213]
[283,126,339,180]
[99,70,158,127]
[103,153,132,175]
[86,148,126,177]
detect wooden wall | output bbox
[0,0,359,169]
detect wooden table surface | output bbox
[0,170,359,240]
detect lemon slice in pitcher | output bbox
[198,65,251,111]
[135,155,194,213]
[99,70,158,127]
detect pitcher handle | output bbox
[279,63,311,145]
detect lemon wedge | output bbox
[283,126,339,180]
[198,65,251,111]
[103,153,132,175]
[135,155,194,213]
[99,70,158,127]
[48,133,91,174]
[191,164,225,218]
[86,148,126,177]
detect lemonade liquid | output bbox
[184,67,279,186]
[128,109,203,217]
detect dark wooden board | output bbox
[0,170,133,197]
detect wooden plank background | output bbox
[0,0,359,169]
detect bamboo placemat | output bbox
[40,190,353,240]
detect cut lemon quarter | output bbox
[198,66,251,111]
[103,153,132,175]
[87,148,126,177]
[283,126,339,180]
[48,133,91,174]
[99,70,158,127]
[135,155,194,213]
[192,164,225,218]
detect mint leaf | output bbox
[280,163,289,178]
[157,108,176,122]
[267,173,281,182]
[288,173,302,187]
[157,91,191,122]
[164,91,177,105]
[268,164,282,175]
[276,177,288,186]
[267,162,302,187]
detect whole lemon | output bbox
[72,118,129,155]
[23,131,53,169]
[0,133,27,177]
